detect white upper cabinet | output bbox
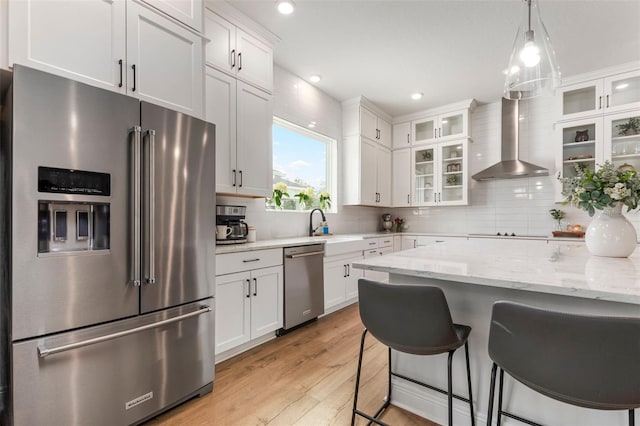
[9,0,204,118]
[412,109,469,145]
[392,148,411,207]
[9,0,127,93]
[204,9,273,93]
[557,69,640,121]
[411,139,469,206]
[140,0,203,32]
[392,122,411,149]
[343,135,391,207]
[206,67,272,197]
[342,98,393,148]
[127,1,204,117]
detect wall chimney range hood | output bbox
[472,98,549,181]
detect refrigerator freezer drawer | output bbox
[11,301,214,425]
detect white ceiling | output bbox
[224,0,640,117]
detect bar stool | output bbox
[487,301,640,426]
[352,278,475,426]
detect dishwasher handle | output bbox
[286,250,325,259]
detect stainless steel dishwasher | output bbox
[279,244,325,335]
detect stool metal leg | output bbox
[352,328,368,426]
[447,350,454,426]
[487,362,498,426]
[630,409,635,426]
[387,347,392,402]
[464,342,475,426]
[497,368,505,426]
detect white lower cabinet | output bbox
[323,252,363,314]
[215,250,283,357]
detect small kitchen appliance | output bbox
[216,205,249,244]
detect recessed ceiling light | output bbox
[277,0,294,15]
[616,83,629,90]
[309,75,321,83]
[308,122,316,128]
[411,93,423,100]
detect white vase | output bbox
[585,203,638,257]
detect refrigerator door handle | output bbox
[37,305,212,358]
[145,129,156,285]
[131,126,142,287]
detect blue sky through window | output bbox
[273,124,327,191]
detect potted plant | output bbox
[294,187,315,210]
[319,191,332,210]
[549,208,566,231]
[270,182,289,210]
[560,161,640,257]
[617,117,640,136]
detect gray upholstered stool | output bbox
[487,301,640,426]
[352,278,475,426]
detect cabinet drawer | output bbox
[377,236,393,248]
[216,248,282,275]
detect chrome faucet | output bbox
[309,208,326,236]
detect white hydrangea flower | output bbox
[274,182,288,192]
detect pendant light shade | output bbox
[504,0,560,100]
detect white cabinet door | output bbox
[413,115,438,144]
[323,260,347,310]
[250,266,283,338]
[206,68,237,194]
[377,116,392,148]
[215,271,251,354]
[401,236,417,250]
[9,0,126,93]
[360,106,378,141]
[345,258,363,300]
[127,1,204,118]
[141,0,203,32]
[236,81,273,197]
[204,10,235,73]
[360,138,378,205]
[236,28,273,93]
[393,122,411,149]
[377,146,391,206]
[392,149,411,207]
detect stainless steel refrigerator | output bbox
[0,65,215,425]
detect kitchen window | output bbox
[269,117,337,212]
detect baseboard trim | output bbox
[390,376,489,426]
[215,333,276,363]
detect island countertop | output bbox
[352,238,640,305]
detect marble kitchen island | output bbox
[352,239,640,426]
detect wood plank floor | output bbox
[146,304,438,426]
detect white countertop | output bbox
[214,232,582,254]
[352,239,640,305]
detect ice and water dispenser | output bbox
[37,167,111,254]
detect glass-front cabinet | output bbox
[412,109,468,145]
[605,111,640,171]
[411,139,469,206]
[558,69,640,121]
[555,117,603,200]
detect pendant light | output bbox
[504,0,560,100]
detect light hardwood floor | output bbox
[146,304,437,426]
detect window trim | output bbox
[271,116,338,213]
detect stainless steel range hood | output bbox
[472,98,549,181]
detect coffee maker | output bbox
[216,205,249,244]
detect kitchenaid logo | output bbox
[125,392,154,410]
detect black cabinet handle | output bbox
[232,169,236,187]
[231,49,236,68]
[407,133,410,144]
[407,194,410,204]
[606,94,610,108]
[131,64,136,92]
[599,96,603,109]
[239,170,243,187]
[253,278,257,296]
[238,52,242,71]
[343,264,347,278]
[245,279,250,298]
[118,59,123,88]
